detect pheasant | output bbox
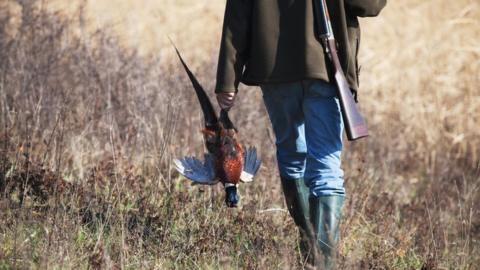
[172,44,261,207]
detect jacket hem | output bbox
[241,73,358,91]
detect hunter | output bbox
[215,0,386,268]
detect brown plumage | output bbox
[201,128,243,185]
[217,129,244,185]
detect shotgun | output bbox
[313,0,369,140]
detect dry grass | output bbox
[0,0,479,269]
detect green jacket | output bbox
[215,0,386,94]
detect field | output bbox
[0,0,479,269]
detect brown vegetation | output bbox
[0,0,479,269]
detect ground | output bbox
[0,0,479,269]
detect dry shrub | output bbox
[0,0,479,269]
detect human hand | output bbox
[216,92,236,110]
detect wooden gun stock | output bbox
[327,38,369,140]
[313,0,369,141]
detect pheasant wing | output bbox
[240,146,261,183]
[174,154,218,185]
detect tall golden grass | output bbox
[0,0,478,269]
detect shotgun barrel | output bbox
[313,0,369,141]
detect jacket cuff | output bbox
[215,85,238,94]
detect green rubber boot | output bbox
[280,177,314,266]
[309,195,345,269]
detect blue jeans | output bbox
[261,80,345,197]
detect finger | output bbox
[217,93,236,109]
[226,93,236,100]
[223,99,234,107]
[219,102,232,110]
[217,92,236,101]
[225,99,235,108]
